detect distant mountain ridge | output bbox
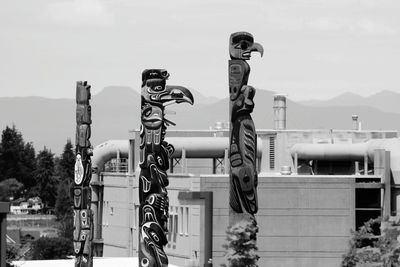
[0,87,399,154]
[300,90,400,114]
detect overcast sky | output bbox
[1,0,399,101]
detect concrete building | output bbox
[90,95,400,266]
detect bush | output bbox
[342,217,400,267]
[6,244,18,266]
[222,216,259,267]
[31,236,73,260]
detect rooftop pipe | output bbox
[91,140,129,244]
[290,138,400,183]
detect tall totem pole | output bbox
[74,81,94,267]
[139,69,194,267]
[228,32,263,229]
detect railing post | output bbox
[0,202,10,267]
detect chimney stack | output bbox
[352,115,359,131]
[273,94,287,130]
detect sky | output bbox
[0,0,399,101]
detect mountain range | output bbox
[1,87,399,155]
[300,90,400,114]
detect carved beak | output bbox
[162,85,194,105]
[243,42,264,59]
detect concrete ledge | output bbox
[13,257,181,267]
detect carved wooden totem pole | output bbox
[139,69,194,267]
[73,81,94,267]
[228,32,263,227]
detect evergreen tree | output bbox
[55,180,73,219]
[55,140,75,183]
[55,180,74,240]
[31,236,73,260]
[0,125,25,182]
[0,125,36,189]
[223,216,260,267]
[0,178,24,200]
[34,147,58,208]
[20,142,36,188]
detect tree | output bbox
[0,178,24,201]
[33,147,58,208]
[54,140,75,240]
[55,181,73,220]
[55,180,74,241]
[31,236,73,260]
[55,140,75,184]
[0,125,24,182]
[222,216,260,267]
[20,142,36,188]
[0,125,36,189]
[342,217,400,267]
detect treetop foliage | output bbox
[342,217,400,267]
[223,216,260,267]
[0,125,36,188]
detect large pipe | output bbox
[290,138,400,183]
[166,137,262,158]
[91,140,129,243]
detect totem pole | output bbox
[139,69,194,267]
[73,81,94,267]
[228,32,263,225]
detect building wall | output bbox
[101,173,203,267]
[102,172,357,267]
[101,129,396,266]
[200,174,356,267]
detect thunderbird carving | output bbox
[139,69,193,267]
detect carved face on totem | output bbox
[141,69,194,105]
[229,32,264,60]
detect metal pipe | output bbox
[290,138,400,183]
[167,137,262,158]
[91,140,129,242]
[355,161,359,175]
[224,148,229,174]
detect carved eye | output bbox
[157,156,163,166]
[161,70,168,78]
[240,41,249,50]
[144,107,152,117]
[151,232,159,242]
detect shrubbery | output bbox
[6,244,18,267]
[222,216,259,267]
[30,236,73,260]
[342,217,400,267]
